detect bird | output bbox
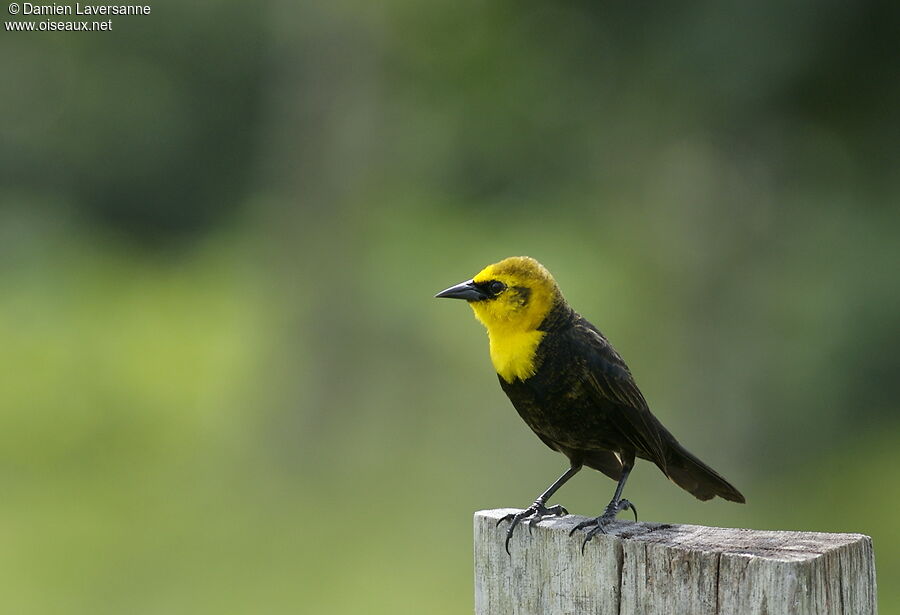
[435,256,745,553]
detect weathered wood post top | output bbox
[475,508,877,615]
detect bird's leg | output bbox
[497,463,581,554]
[569,459,638,553]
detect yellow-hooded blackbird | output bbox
[436,256,744,552]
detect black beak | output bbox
[434,279,488,301]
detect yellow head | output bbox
[435,256,563,381]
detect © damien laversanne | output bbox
[21,3,151,15]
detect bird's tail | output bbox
[663,439,745,503]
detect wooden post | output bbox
[475,508,877,615]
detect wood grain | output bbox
[474,509,877,615]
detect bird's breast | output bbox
[488,328,546,383]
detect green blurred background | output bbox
[2,1,898,612]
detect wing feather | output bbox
[574,320,669,467]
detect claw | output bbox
[568,516,602,537]
[499,502,569,554]
[568,498,639,552]
[571,517,610,552]
[504,527,515,554]
[528,504,567,535]
[619,499,638,522]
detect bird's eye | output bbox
[489,281,506,295]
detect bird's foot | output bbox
[568,498,638,553]
[496,501,569,555]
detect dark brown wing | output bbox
[572,317,670,469]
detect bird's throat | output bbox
[487,328,546,383]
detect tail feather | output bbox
[664,440,745,503]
